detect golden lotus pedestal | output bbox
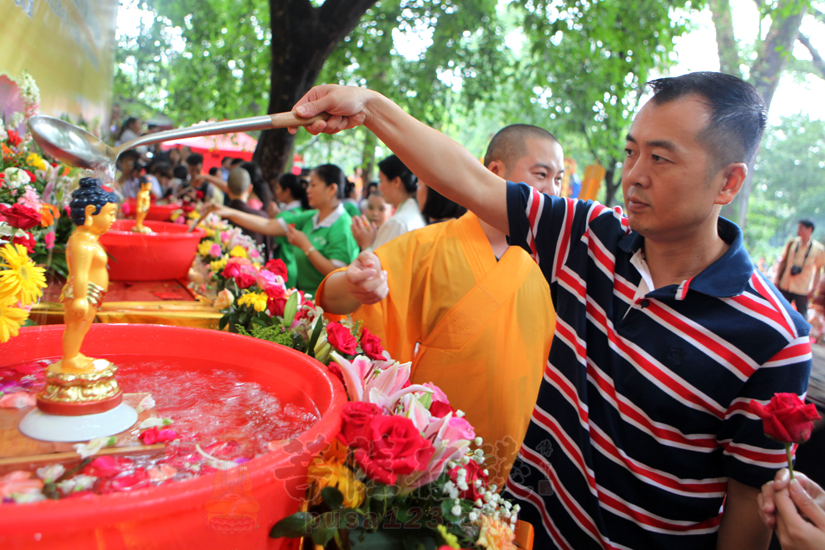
[37,358,123,416]
[19,358,138,443]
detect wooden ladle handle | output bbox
[269,112,331,128]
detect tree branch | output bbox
[798,34,825,79]
[811,7,825,24]
[710,0,743,78]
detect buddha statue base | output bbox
[36,358,124,416]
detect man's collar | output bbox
[619,218,753,299]
[312,203,346,229]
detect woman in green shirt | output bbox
[212,164,359,293]
[270,173,309,285]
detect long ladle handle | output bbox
[118,112,330,153]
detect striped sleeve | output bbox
[506,181,618,285]
[718,337,812,488]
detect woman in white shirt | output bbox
[351,154,425,250]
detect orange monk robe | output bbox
[317,213,555,486]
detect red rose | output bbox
[0,203,41,230]
[235,272,257,289]
[360,328,385,360]
[6,130,21,147]
[182,203,196,213]
[221,262,242,279]
[267,295,288,317]
[429,400,455,418]
[12,232,36,253]
[750,393,821,444]
[83,456,134,478]
[448,459,488,502]
[138,427,178,445]
[340,401,382,446]
[196,190,204,200]
[327,362,345,384]
[327,322,357,355]
[24,170,35,182]
[265,259,288,282]
[348,415,435,486]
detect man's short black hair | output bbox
[230,158,244,167]
[799,219,815,231]
[647,72,767,169]
[484,124,559,169]
[187,153,204,166]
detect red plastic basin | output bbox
[0,324,346,550]
[100,220,205,281]
[122,198,183,222]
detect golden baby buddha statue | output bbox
[132,179,154,234]
[37,178,124,416]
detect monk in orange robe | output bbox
[317,125,563,486]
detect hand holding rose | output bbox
[759,469,825,550]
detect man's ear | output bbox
[715,163,748,206]
[487,160,505,177]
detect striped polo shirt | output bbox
[503,182,812,549]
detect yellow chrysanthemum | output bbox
[187,209,201,220]
[0,244,47,305]
[0,299,29,343]
[476,515,516,550]
[26,153,47,171]
[237,292,267,312]
[307,442,365,508]
[204,228,215,238]
[210,256,228,273]
[229,245,247,259]
[437,525,460,549]
[198,241,216,256]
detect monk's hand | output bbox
[290,85,375,135]
[351,215,377,250]
[346,251,388,305]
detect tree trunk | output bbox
[360,130,378,184]
[254,0,377,181]
[603,158,620,207]
[725,0,806,228]
[709,0,743,78]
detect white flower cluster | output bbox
[440,436,520,529]
[0,125,7,143]
[18,71,41,111]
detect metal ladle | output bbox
[27,112,329,170]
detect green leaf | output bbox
[269,512,313,538]
[283,291,299,327]
[310,522,336,546]
[306,317,325,357]
[218,313,229,331]
[321,486,344,510]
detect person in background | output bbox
[224,168,271,253]
[269,173,311,284]
[220,156,234,180]
[776,219,825,320]
[115,117,148,160]
[149,162,175,200]
[167,147,182,169]
[241,161,273,214]
[758,469,825,550]
[230,158,245,169]
[116,150,161,200]
[363,188,393,230]
[316,124,560,487]
[418,180,467,224]
[209,164,358,292]
[208,167,220,177]
[342,178,361,217]
[177,154,213,201]
[351,154,425,250]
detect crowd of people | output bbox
[108,71,825,550]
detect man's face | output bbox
[188,163,202,179]
[622,95,732,242]
[500,138,564,195]
[798,223,814,240]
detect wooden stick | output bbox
[0,443,165,467]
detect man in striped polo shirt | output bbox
[290,71,811,549]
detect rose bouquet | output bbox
[1,71,79,279]
[188,213,265,299]
[269,349,520,550]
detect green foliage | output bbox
[236,321,296,348]
[745,113,825,262]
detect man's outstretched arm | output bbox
[292,85,510,236]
